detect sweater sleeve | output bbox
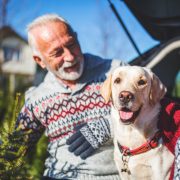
[16,102,45,147]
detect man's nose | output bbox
[63,48,74,61]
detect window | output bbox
[3,47,20,62]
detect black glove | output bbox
[66,123,95,160]
[66,117,111,160]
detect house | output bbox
[0,26,37,92]
[0,26,36,76]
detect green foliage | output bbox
[172,78,180,98]
[0,91,48,180]
[0,93,33,179]
[0,90,4,119]
[25,135,48,180]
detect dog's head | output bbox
[100,66,167,125]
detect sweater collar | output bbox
[44,53,109,95]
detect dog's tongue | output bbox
[119,110,133,120]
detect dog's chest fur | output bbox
[111,105,174,180]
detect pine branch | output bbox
[0,92,32,179]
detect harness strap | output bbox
[118,131,161,156]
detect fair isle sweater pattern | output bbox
[24,81,111,142]
[174,138,180,179]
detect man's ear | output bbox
[149,71,167,105]
[33,56,46,69]
[100,75,112,103]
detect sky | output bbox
[6,0,159,63]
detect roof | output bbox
[0,26,27,43]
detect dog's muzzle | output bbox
[118,107,141,124]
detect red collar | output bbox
[118,131,161,156]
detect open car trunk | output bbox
[123,0,180,99]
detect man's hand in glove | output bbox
[66,124,95,160]
[66,117,111,160]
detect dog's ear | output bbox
[149,71,167,105]
[100,75,112,103]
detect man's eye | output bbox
[54,49,63,57]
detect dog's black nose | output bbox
[119,91,134,103]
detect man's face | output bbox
[32,21,84,81]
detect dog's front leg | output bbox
[150,146,174,180]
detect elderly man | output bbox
[17,14,125,180]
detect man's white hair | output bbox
[27,14,73,57]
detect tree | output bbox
[0,92,48,179]
[0,0,9,27]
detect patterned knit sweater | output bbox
[17,53,125,180]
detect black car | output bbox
[108,0,180,101]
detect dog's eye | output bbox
[114,78,121,84]
[138,79,146,86]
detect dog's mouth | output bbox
[119,106,142,124]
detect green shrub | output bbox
[0,92,48,179]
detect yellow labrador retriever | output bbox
[101,66,174,180]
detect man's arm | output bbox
[16,103,45,148]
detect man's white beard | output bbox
[49,58,84,81]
